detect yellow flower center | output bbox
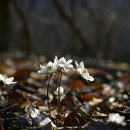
[47,66,52,70]
[82,69,87,74]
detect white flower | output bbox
[0,74,17,85]
[108,113,126,126]
[38,61,57,74]
[54,86,64,96]
[54,56,73,70]
[75,61,94,81]
[54,86,65,101]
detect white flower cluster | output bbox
[54,56,73,70]
[0,74,17,86]
[38,56,73,74]
[38,56,94,82]
[108,113,126,126]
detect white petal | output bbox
[5,77,14,84]
[47,61,54,66]
[77,68,82,74]
[54,86,64,95]
[10,81,17,84]
[38,69,46,74]
[40,65,46,69]
[75,61,78,68]
[79,61,84,68]
[84,75,94,81]
[88,76,94,81]
[59,63,65,68]
[67,64,73,69]
[54,56,58,63]
[67,59,72,64]
[0,74,4,81]
[59,57,66,63]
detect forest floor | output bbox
[0,53,130,130]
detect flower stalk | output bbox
[47,75,51,118]
[57,69,63,116]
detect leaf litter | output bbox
[0,54,130,130]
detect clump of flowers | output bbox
[38,56,94,81]
[38,56,94,125]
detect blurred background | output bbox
[1,0,130,62]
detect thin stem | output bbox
[55,69,60,126]
[47,75,51,118]
[57,69,62,116]
[70,79,78,93]
[56,69,60,90]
